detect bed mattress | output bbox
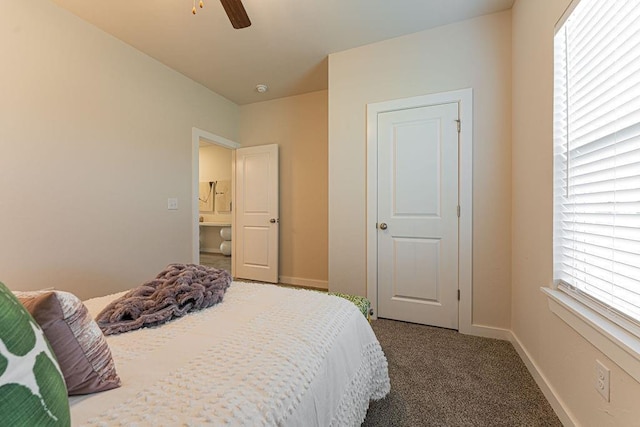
[70,281,389,426]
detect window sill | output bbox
[542,287,640,384]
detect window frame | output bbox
[546,0,640,383]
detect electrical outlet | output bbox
[167,198,178,210]
[595,359,610,402]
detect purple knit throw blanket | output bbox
[96,263,231,335]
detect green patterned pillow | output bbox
[328,292,371,321]
[0,282,70,426]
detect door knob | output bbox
[270,218,279,223]
[379,222,388,230]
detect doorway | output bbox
[366,89,474,333]
[191,128,280,283]
[191,128,240,275]
[198,142,233,274]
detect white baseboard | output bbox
[278,276,328,290]
[509,331,577,427]
[462,324,512,341]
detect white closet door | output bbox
[377,102,459,329]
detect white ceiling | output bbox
[51,0,514,105]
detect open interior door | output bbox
[234,144,279,283]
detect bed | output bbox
[68,281,390,426]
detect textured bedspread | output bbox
[70,282,390,426]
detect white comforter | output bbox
[70,282,390,426]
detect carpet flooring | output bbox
[364,319,562,427]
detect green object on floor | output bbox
[328,292,371,321]
[276,283,372,320]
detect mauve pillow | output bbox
[15,290,121,395]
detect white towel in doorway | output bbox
[199,181,214,212]
[215,180,231,212]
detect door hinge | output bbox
[457,205,460,217]
[458,289,461,301]
[455,119,461,133]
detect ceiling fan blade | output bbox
[219,0,251,29]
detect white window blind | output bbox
[553,0,640,329]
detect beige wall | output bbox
[328,12,512,329]
[239,91,328,288]
[511,0,640,424]
[199,145,233,187]
[0,0,238,300]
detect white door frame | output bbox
[366,89,475,335]
[191,127,240,265]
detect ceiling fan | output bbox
[193,0,251,29]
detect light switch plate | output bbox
[167,198,178,210]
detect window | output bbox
[553,0,640,335]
